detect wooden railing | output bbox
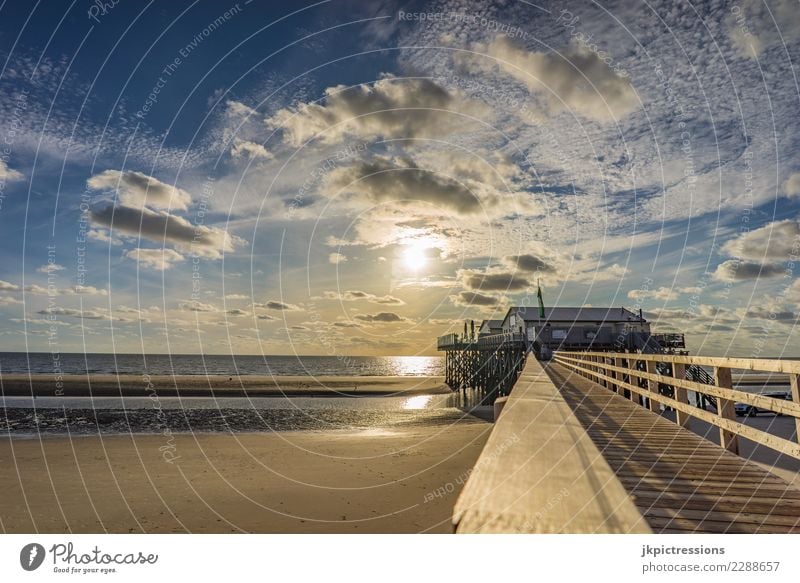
[552,351,800,461]
[437,332,525,350]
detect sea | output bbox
[0,352,444,377]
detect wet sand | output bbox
[0,374,448,397]
[0,418,490,533]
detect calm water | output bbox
[0,353,444,377]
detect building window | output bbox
[552,329,567,339]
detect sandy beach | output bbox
[0,374,449,397]
[0,419,490,533]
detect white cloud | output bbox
[37,307,111,320]
[266,75,487,146]
[0,159,23,182]
[36,263,66,274]
[88,170,193,211]
[231,138,272,160]
[0,279,107,296]
[329,252,348,264]
[321,290,404,305]
[0,280,20,291]
[627,286,678,301]
[87,229,123,246]
[721,219,799,261]
[226,100,259,117]
[477,36,638,122]
[783,172,800,199]
[125,248,185,271]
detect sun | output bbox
[402,242,429,271]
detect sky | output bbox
[0,0,799,357]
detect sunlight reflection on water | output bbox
[402,395,433,410]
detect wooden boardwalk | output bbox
[545,362,800,533]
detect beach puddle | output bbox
[0,394,490,436]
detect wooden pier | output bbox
[452,348,800,533]
[437,332,527,402]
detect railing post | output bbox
[646,360,658,412]
[609,357,618,393]
[625,357,638,404]
[600,357,607,388]
[713,366,739,455]
[673,363,689,427]
[791,374,800,448]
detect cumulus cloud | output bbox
[88,170,192,211]
[225,294,249,300]
[37,307,110,320]
[504,253,558,273]
[231,138,272,160]
[36,263,66,274]
[90,205,244,259]
[324,156,484,214]
[721,219,800,260]
[451,290,505,307]
[124,248,185,271]
[322,290,405,305]
[354,311,408,323]
[329,252,348,264]
[0,279,107,296]
[477,36,638,122]
[87,229,123,246]
[266,76,486,146]
[423,151,520,189]
[712,259,785,281]
[226,100,259,117]
[0,159,23,182]
[459,268,532,292]
[783,173,800,198]
[713,220,797,281]
[627,286,679,301]
[254,301,300,311]
[179,301,218,312]
[0,296,22,305]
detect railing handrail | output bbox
[437,332,525,349]
[552,350,800,462]
[568,350,800,375]
[555,353,800,419]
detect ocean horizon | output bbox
[0,352,445,377]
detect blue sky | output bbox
[0,0,799,356]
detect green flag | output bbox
[537,284,545,318]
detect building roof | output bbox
[503,306,643,326]
[479,319,503,330]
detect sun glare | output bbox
[402,242,429,271]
